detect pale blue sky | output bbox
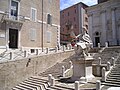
[60,0,97,10]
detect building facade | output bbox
[0,0,60,53]
[98,0,109,4]
[87,0,120,47]
[60,2,88,45]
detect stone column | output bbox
[10,52,14,60]
[46,48,49,54]
[112,8,117,45]
[51,77,55,86]
[112,57,115,66]
[69,61,73,68]
[96,80,101,90]
[107,62,111,71]
[55,46,58,52]
[36,49,39,55]
[62,66,65,77]
[105,42,108,47]
[63,45,65,51]
[24,50,28,57]
[75,81,79,90]
[102,67,106,82]
[98,57,101,65]
[98,43,100,48]
[101,10,107,46]
[48,74,52,85]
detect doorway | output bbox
[9,28,18,48]
[95,37,100,47]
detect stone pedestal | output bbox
[71,56,94,82]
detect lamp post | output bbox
[41,0,43,52]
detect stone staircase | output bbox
[93,46,120,64]
[102,56,120,87]
[39,56,72,78]
[12,55,74,90]
[12,76,74,90]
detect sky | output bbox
[60,0,98,10]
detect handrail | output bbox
[0,45,74,62]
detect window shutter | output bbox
[47,31,51,43]
[30,29,36,41]
[31,8,37,21]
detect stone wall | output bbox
[0,50,74,90]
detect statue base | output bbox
[71,55,94,83]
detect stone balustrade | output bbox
[107,62,111,71]
[96,80,101,90]
[0,46,74,61]
[62,66,65,77]
[102,67,106,82]
[75,81,79,90]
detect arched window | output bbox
[47,14,52,25]
[95,32,99,36]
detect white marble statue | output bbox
[71,27,93,58]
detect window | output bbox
[31,49,35,53]
[95,32,99,36]
[47,14,52,24]
[62,15,64,18]
[31,8,37,21]
[68,12,69,16]
[30,29,36,41]
[10,0,19,20]
[46,31,51,43]
[75,9,76,13]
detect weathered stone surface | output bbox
[0,51,74,90]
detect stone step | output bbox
[23,80,45,90]
[108,72,120,76]
[109,71,120,73]
[110,71,120,73]
[24,79,48,90]
[15,85,32,90]
[49,85,72,90]
[112,67,120,69]
[105,81,120,85]
[23,81,45,90]
[25,78,70,90]
[21,82,41,90]
[31,76,48,82]
[106,78,120,82]
[106,80,120,84]
[18,83,36,90]
[28,77,48,84]
[12,87,21,90]
[27,77,72,90]
[109,73,120,75]
[102,82,120,87]
[108,74,120,77]
[53,84,74,90]
[24,79,57,90]
[107,76,120,80]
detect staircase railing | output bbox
[0,45,74,62]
